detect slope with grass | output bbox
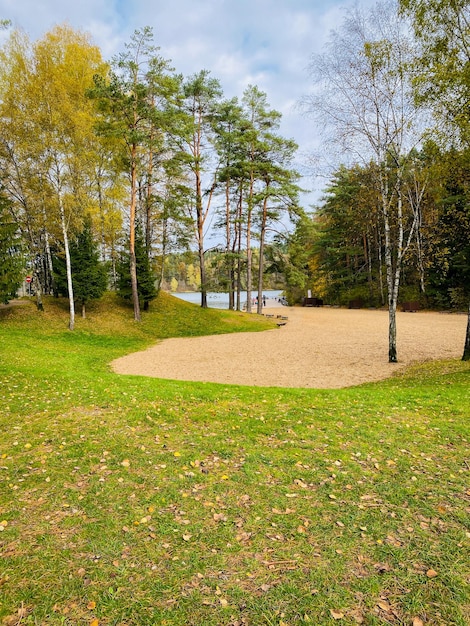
[0,293,469,625]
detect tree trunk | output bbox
[82,302,86,318]
[365,231,374,304]
[245,173,254,314]
[32,271,44,311]
[195,167,209,309]
[198,236,207,308]
[130,145,141,322]
[59,198,75,331]
[381,173,398,363]
[463,302,470,361]
[42,205,55,296]
[388,302,398,362]
[257,195,268,315]
[246,223,252,313]
[225,177,234,310]
[376,218,385,306]
[235,185,243,311]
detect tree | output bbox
[212,97,246,309]
[254,133,301,314]
[400,0,470,359]
[275,211,316,304]
[429,149,470,358]
[69,218,107,317]
[117,223,157,310]
[0,25,107,327]
[175,70,222,308]
[0,193,23,304]
[302,0,425,362]
[89,27,177,321]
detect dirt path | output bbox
[111,306,467,388]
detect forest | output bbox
[0,1,469,358]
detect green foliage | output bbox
[52,218,107,312]
[426,148,470,307]
[117,223,157,309]
[289,151,469,311]
[0,296,469,625]
[70,217,107,313]
[0,194,23,303]
[400,0,470,137]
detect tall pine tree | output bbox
[69,218,107,318]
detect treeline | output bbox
[0,24,301,324]
[285,145,470,312]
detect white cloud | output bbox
[0,0,378,206]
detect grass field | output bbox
[0,293,469,626]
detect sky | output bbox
[0,0,374,209]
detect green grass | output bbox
[0,293,469,625]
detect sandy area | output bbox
[111,303,468,389]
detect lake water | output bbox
[168,289,284,309]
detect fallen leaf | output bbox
[349,608,365,624]
[377,600,391,612]
[120,459,130,467]
[426,569,438,578]
[412,618,424,626]
[330,609,345,620]
[87,601,96,610]
[90,620,99,626]
[182,533,192,541]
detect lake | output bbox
[168,289,284,309]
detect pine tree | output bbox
[69,218,107,317]
[0,194,23,304]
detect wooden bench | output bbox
[302,297,323,307]
[402,301,420,312]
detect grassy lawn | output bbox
[0,293,469,625]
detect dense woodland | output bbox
[0,1,469,359]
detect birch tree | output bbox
[302,0,425,362]
[0,26,106,327]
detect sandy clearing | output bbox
[111,305,468,388]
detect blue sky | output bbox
[0,0,374,207]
